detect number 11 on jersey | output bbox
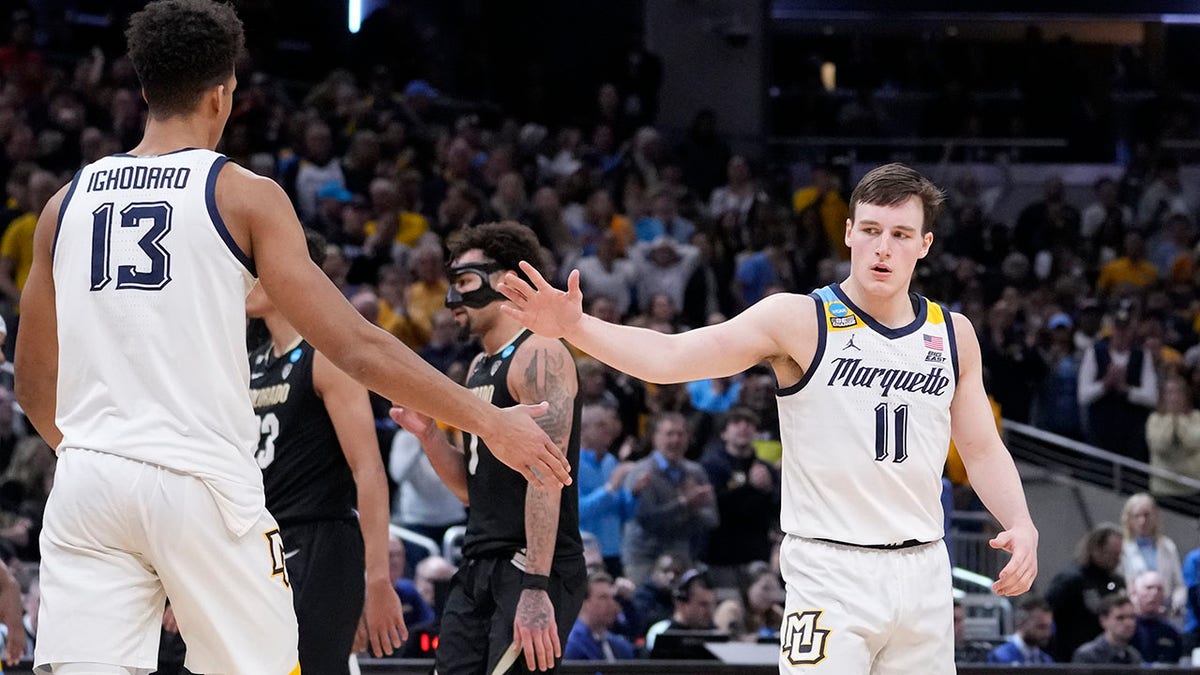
[874,402,908,463]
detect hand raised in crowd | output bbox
[748,462,773,492]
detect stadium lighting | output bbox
[348,0,363,33]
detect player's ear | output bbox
[843,217,853,247]
[919,231,933,259]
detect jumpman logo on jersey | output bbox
[843,333,861,351]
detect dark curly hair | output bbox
[446,221,544,283]
[125,0,244,117]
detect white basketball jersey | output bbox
[52,149,263,535]
[777,283,957,545]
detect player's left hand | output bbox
[512,588,560,671]
[989,522,1038,596]
[359,578,408,657]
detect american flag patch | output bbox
[923,333,943,351]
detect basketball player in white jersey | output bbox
[12,2,569,674]
[497,163,1038,674]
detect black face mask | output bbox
[445,262,508,309]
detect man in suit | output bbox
[565,572,636,661]
[986,596,1054,664]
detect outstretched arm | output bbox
[313,351,407,656]
[223,164,569,487]
[15,186,68,447]
[949,313,1038,596]
[498,263,805,384]
[506,337,578,672]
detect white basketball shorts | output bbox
[35,448,299,675]
[778,535,954,674]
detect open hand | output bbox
[512,588,560,671]
[989,522,1038,596]
[497,262,584,339]
[359,578,408,657]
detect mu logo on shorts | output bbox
[264,528,290,588]
[782,610,830,665]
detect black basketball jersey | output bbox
[248,339,356,525]
[461,330,583,562]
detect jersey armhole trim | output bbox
[942,303,960,383]
[777,293,826,397]
[50,168,83,262]
[205,155,256,276]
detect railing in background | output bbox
[1003,419,1200,518]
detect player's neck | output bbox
[480,310,525,355]
[839,277,915,328]
[129,115,217,156]
[262,313,301,356]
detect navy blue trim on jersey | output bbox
[111,147,201,159]
[777,293,826,397]
[830,282,926,339]
[205,155,256,276]
[941,303,960,383]
[50,168,83,262]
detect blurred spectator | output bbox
[738,562,784,642]
[387,428,466,546]
[366,176,429,250]
[1146,377,1200,506]
[645,569,718,652]
[1148,213,1194,281]
[575,231,636,318]
[1080,177,1131,271]
[1013,177,1080,261]
[634,189,694,244]
[629,237,702,317]
[286,120,345,221]
[708,155,768,248]
[1033,312,1083,438]
[577,404,638,576]
[1128,570,1183,664]
[1071,593,1141,665]
[630,553,687,637]
[0,170,59,310]
[686,376,742,415]
[565,572,637,662]
[375,265,425,349]
[1136,158,1197,233]
[405,245,449,337]
[978,299,1045,424]
[986,595,1054,664]
[1046,523,1125,662]
[417,309,469,376]
[1096,233,1158,298]
[791,164,849,261]
[413,555,457,621]
[1120,493,1186,618]
[700,408,779,585]
[1078,304,1157,461]
[621,413,718,585]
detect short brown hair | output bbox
[848,163,946,234]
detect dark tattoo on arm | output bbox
[523,347,573,448]
[520,343,575,575]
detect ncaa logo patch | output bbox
[828,302,849,317]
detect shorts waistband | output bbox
[812,537,931,550]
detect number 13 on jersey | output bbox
[90,201,173,291]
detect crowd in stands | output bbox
[7,3,1200,667]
